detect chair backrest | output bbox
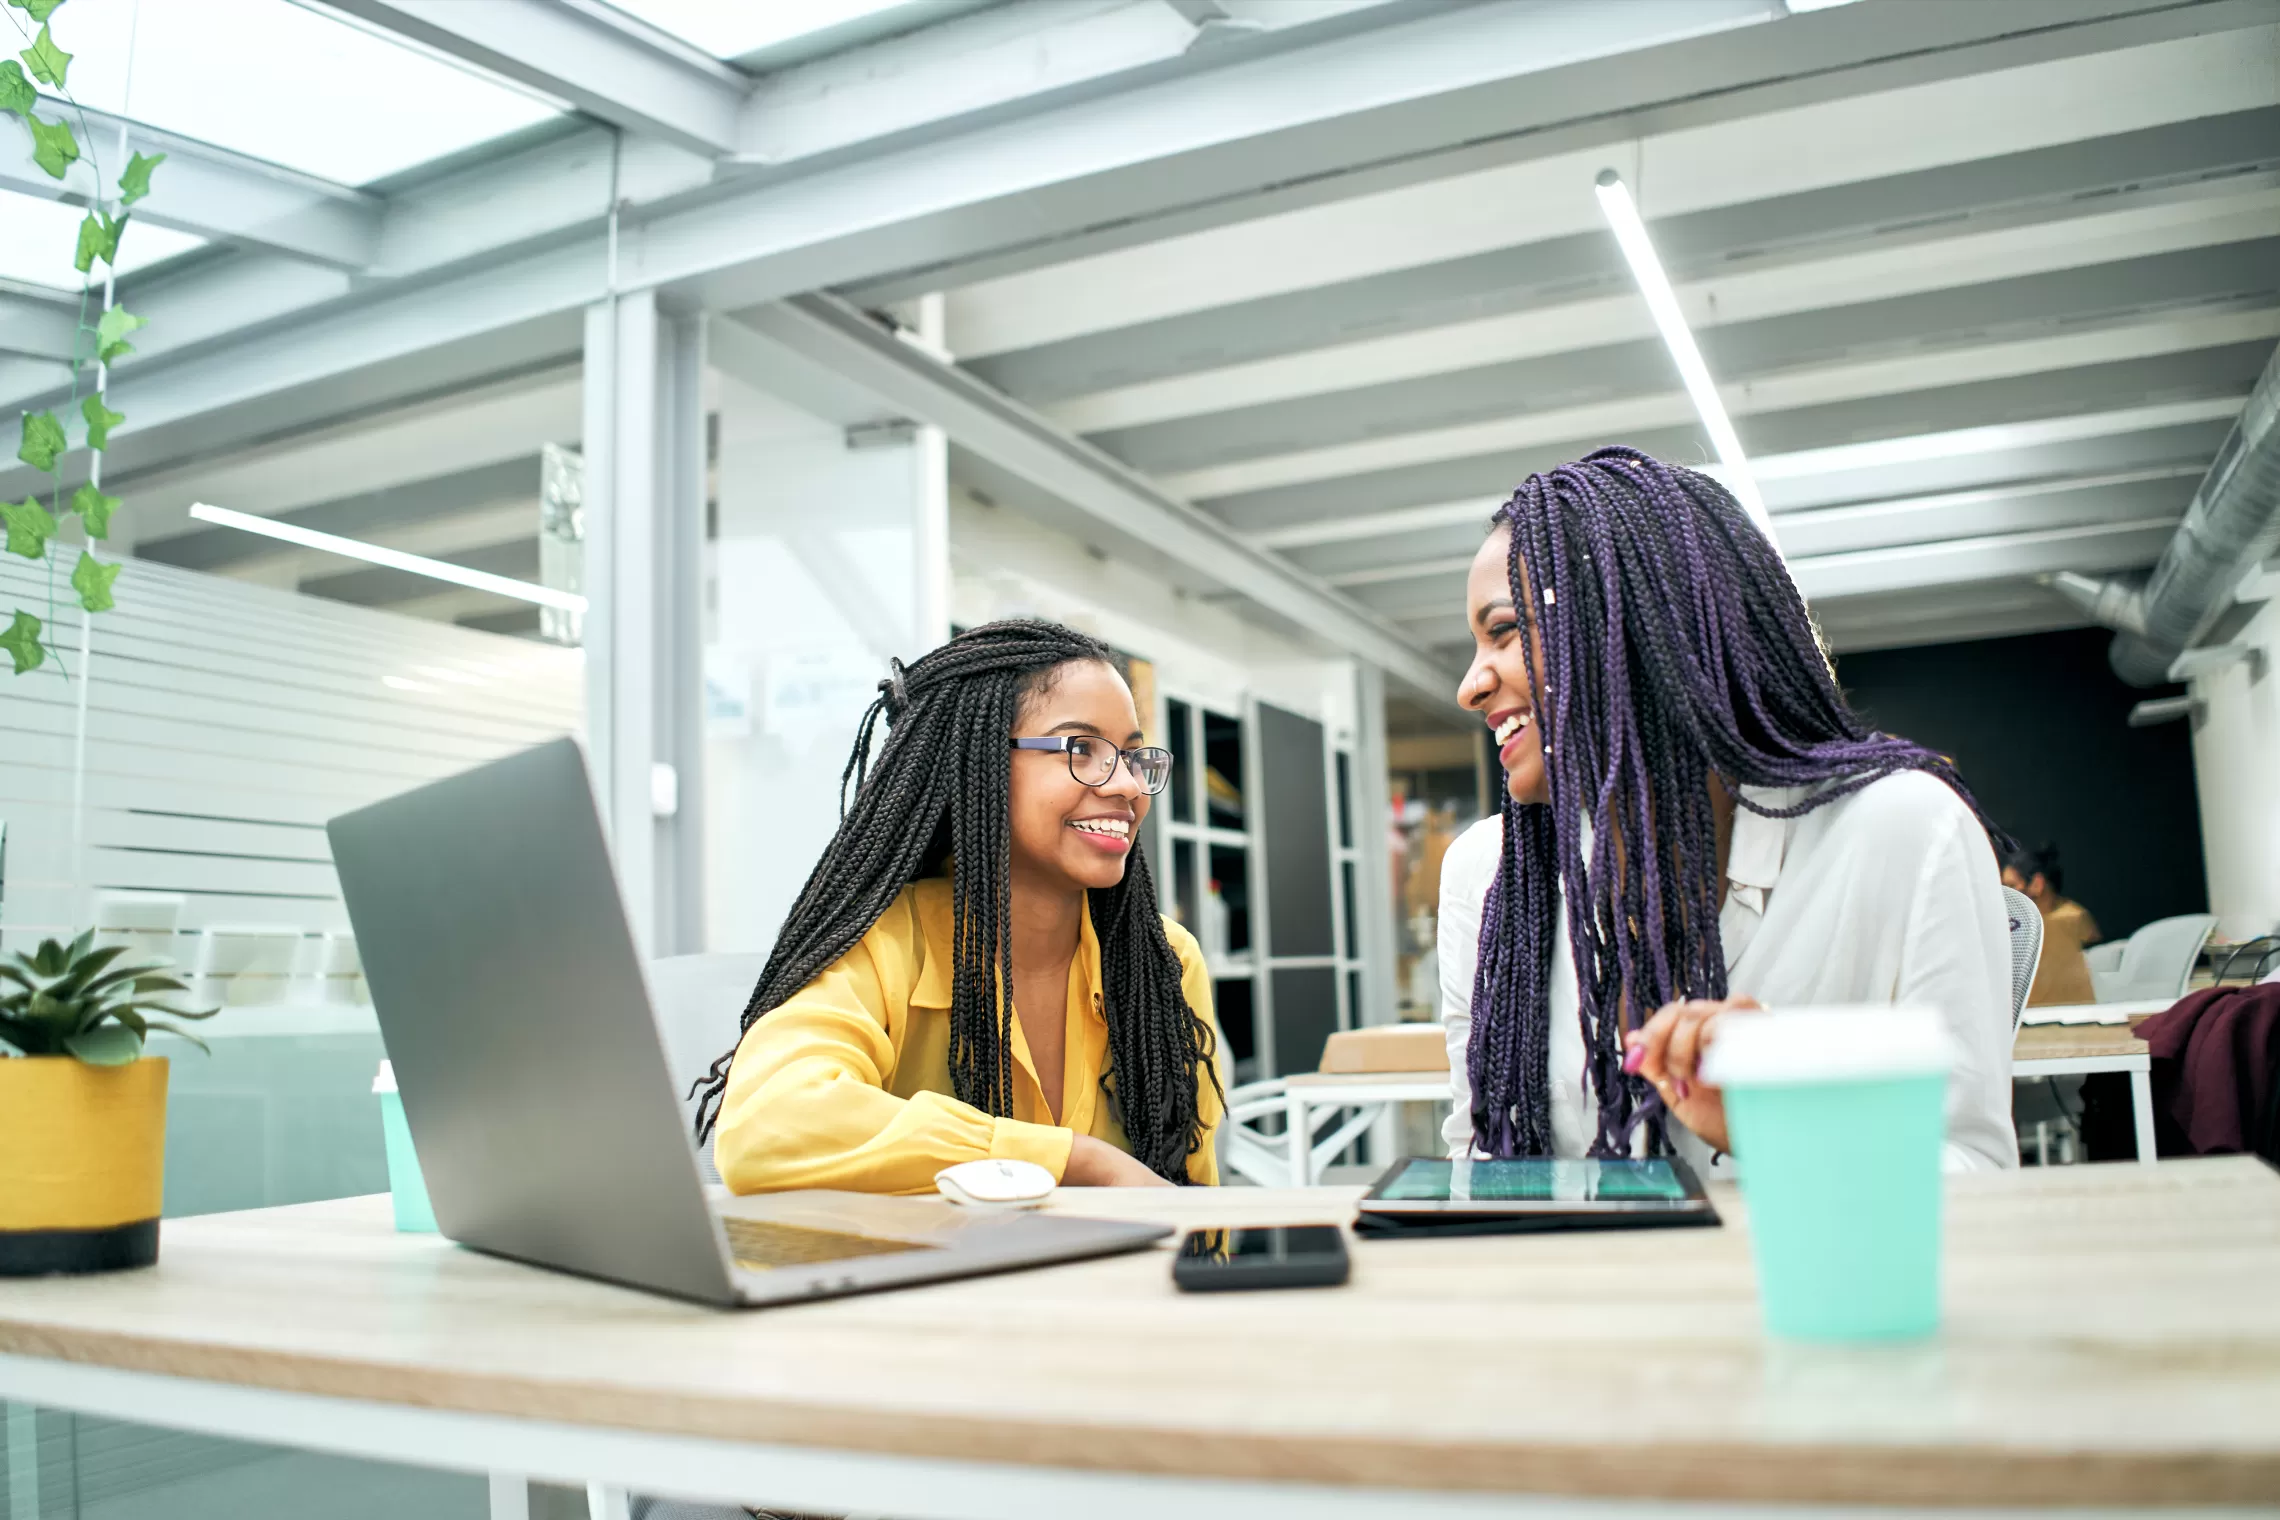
[647,952,770,1182]
[2000,886,2043,1032]
[2084,942,2126,976]
[2094,913,2219,1003]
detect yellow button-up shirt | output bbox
[715,877,1222,1193]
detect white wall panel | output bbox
[0,554,582,983]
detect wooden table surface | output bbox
[2012,1021,2153,1063]
[3,1160,2278,1507]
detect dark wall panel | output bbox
[1835,627,2205,940]
[1271,966,1341,1079]
[1259,702,1334,958]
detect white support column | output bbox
[910,294,952,652]
[1353,663,1400,1029]
[582,290,708,955]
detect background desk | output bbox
[5,1161,2279,1519]
[1280,1022,2163,1182]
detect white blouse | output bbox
[1438,772,2018,1175]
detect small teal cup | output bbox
[373,1060,438,1233]
[1701,1007,1954,1342]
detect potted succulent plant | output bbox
[0,931,215,1275]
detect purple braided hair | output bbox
[1465,447,2001,1158]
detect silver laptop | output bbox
[328,737,1169,1307]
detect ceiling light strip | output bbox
[187,503,586,613]
[1593,168,1775,542]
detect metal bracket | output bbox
[844,419,919,451]
[2167,643,2268,683]
[2127,695,2203,727]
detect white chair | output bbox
[191,924,305,1007]
[93,890,187,970]
[2001,885,2044,1034]
[2089,914,2219,1005]
[2085,942,2125,978]
[646,952,769,1184]
[1221,1074,1297,1186]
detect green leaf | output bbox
[95,305,144,366]
[141,1020,210,1055]
[6,1,69,25]
[0,609,45,674]
[24,110,75,179]
[81,394,123,451]
[68,481,116,538]
[19,24,69,89]
[2,496,56,559]
[73,210,125,274]
[64,1021,142,1066]
[70,549,118,612]
[117,149,163,206]
[17,409,65,471]
[0,60,33,117]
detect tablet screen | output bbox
[1363,1157,1704,1211]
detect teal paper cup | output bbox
[1700,1007,1953,1343]
[373,1060,438,1233]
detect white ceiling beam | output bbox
[314,0,749,156]
[0,288,78,362]
[1787,517,2181,601]
[948,17,2280,358]
[2,100,380,270]
[1312,466,2204,589]
[1160,305,2280,502]
[728,295,1457,703]
[0,0,2205,496]
[1362,518,2183,628]
[1044,184,2280,435]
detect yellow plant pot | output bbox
[0,1055,169,1275]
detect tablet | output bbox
[1357,1155,1716,1221]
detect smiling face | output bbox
[1007,658,1151,894]
[1460,524,1552,806]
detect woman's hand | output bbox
[1062,1134,1174,1188]
[1623,996,1761,1155]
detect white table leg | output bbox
[6,1403,37,1520]
[488,1472,532,1520]
[2130,1067,2158,1165]
[1284,1088,1312,1187]
[587,1481,633,1520]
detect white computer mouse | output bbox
[935,1158,1057,1209]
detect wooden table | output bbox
[2013,1020,2156,1163]
[1274,1023,2163,1181]
[6,1162,2280,1518]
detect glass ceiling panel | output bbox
[0,188,205,292]
[606,0,926,59]
[22,0,561,187]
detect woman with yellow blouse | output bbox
[690,621,1223,1191]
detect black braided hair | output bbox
[688,619,1221,1182]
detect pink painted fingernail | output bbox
[1675,1080,1692,1100]
[1622,1046,1645,1075]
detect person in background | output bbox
[2002,841,2101,1007]
[1441,447,2018,1176]
[691,620,1224,1192]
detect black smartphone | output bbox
[1171,1224,1350,1292]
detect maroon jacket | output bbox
[2135,985,2280,1160]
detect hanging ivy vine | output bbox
[1,0,160,675]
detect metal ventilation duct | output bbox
[2047,342,2280,686]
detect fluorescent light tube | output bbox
[1593,169,1775,541]
[188,503,587,613]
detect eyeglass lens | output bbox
[1067,737,1172,794]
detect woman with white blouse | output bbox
[1438,448,2016,1176]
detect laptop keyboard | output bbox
[720,1216,936,1272]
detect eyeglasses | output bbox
[1011,736,1174,795]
